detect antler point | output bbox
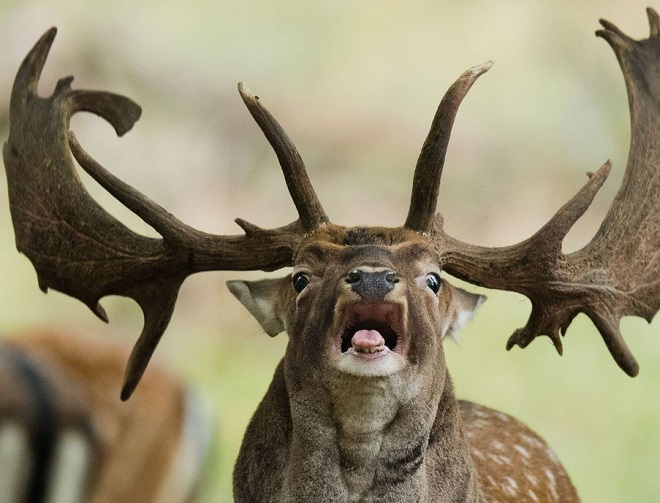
[647,7,660,36]
[120,382,135,402]
[91,302,109,323]
[596,19,633,48]
[238,81,258,101]
[549,332,564,356]
[506,328,528,350]
[37,277,49,293]
[55,75,74,95]
[235,217,262,235]
[482,60,495,71]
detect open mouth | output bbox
[341,321,398,354]
[337,303,403,358]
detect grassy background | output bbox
[0,1,658,501]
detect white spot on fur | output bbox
[487,453,512,466]
[473,408,488,419]
[521,433,544,449]
[545,468,559,499]
[528,488,540,502]
[495,412,510,422]
[503,476,518,496]
[545,446,560,463]
[472,418,489,429]
[525,472,539,486]
[514,444,531,459]
[491,440,505,451]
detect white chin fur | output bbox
[334,352,405,377]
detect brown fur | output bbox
[229,226,579,502]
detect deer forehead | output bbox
[293,225,438,276]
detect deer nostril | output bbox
[346,269,363,284]
[384,270,398,284]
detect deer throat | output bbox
[329,375,408,498]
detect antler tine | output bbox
[650,7,660,37]
[238,82,329,233]
[404,61,493,233]
[10,28,57,106]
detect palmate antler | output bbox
[4,10,658,399]
[410,8,660,376]
[3,28,327,399]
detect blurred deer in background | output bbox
[0,332,211,503]
[3,7,659,503]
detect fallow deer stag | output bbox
[4,8,659,503]
[0,331,210,503]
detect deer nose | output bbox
[345,268,398,303]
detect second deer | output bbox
[0,331,211,503]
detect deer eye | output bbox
[292,272,310,294]
[426,273,441,295]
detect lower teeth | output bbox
[354,346,385,354]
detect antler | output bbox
[422,9,660,376]
[405,60,493,233]
[3,28,327,399]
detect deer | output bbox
[3,6,659,503]
[0,330,211,503]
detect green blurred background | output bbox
[0,0,658,501]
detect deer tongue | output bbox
[352,330,386,352]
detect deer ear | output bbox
[440,281,486,342]
[226,277,292,337]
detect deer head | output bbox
[2,8,659,501]
[227,225,484,385]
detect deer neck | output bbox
[283,366,482,502]
[328,372,421,499]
